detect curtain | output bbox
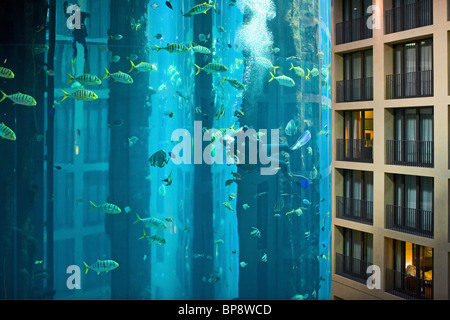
[420,40,433,95]
[395,175,403,225]
[420,177,433,232]
[352,230,362,275]
[343,228,351,272]
[352,52,362,100]
[404,43,417,96]
[405,109,416,163]
[352,111,361,158]
[393,240,403,288]
[405,175,417,228]
[365,172,373,220]
[419,108,433,164]
[364,51,373,98]
[366,233,373,264]
[394,46,403,97]
[352,171,362,217]
[394,109,403,162]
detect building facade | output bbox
[331,0,449,299]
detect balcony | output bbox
[336,139,373,163]
[336,16,372,45]
[386,70,433,99]
[336,196,373,225]
[386,140,434,168]
[385,0,433,34]
[335,253,371,284]
[336,78,373,102]
[385,268,433,299]
[385,204,434,238]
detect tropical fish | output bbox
[110,55,121,63]
[204,273,220,284]
[316,51,324,60]
[149,150,169,167]
[165,0,173,10]
[290,130,311,151]
[292,293,308,300]
[84,260,119,275]
[128,136,139,147]
[164,111,175,118]
[220,77,245,91]
[231,171,241,180]
[89,201,121,214]
[126,53,138,61]
[286,208,303,216]
[261,253,267,262]
[305,231,310,239]
[134,213,167,229]
[67,73,102,86]
[150,3,159,10]
[0,66,14,79]
[228,193,236,201]
[240,261,248,268]
[124,206,131,213]
[250,227,261,238]
[139,229,166,245]
[274,198,284,213]
[162,170,173,186]
[285,119,297,136]
[199,33,211,43]
[129,61,157,73]
[0,122,16,141]
[269,73,295,87]
[310,166,318,180]
[163,217,173,222]
[302,199,311,205]
[155,43,192,54]
[234,109,244,118]
[192,45,211,54]
[307,147,313,155]
[154,33,163,40]
[255,57,279,74]
[289,63,305,77]
[183,2,216,16]
[60,89,98,103]
[217,26,226,33]
[242,203,250,210]
[109,34,123,40]
[195,63,228,75]
[225,179,235,186]
[103,68,134,84]
[130,18,142,31]
[223,202,235,211]
[0,90,37,106]
[215,104,225,120]
[272,47,280,54]
[305,67,319,80]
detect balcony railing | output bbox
[385,204,434,238]
[335,253,372,284]
[385,0,433,34]
[336,16,373,45]
[336,196,373,225]
[386,140,434,168]
[336,77,373,102]
[336,139,373,163]
[386,70,433,99]
[386,268,433,299]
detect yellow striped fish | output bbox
[183,2,215,16]
[103,68,134,84]
[139,229,166,245]
[195,63,228,75]
[155,43,192,54]
[192,45,211,54]
[269,73,296,87]
[133,213,167,229]
[89,201,121,214]
[60,89,98,102]
[0,90,37,106]
[0,66,14,79]
[83,260,119,275]
[220,76,245,91]
[129,61,157,73]
[0,122,16,141]
[67,73,102,86]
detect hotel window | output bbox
[337,50,373,102]
[386,240,433,299]
[386,175,433,238]
[336,110,373,162]
[336,228,373,283]
[385,0,433,34]
[387,107,433,167]
[337,170,373,224]
[336,0,373,44]
[386,38,433,99]
[84,99,110,164]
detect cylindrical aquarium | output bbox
[0,0,331,300]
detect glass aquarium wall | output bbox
[0,0,330,300]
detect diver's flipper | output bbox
[71,57,77,75]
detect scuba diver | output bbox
[64,1,90,73]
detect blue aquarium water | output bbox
[0,0,331,300]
